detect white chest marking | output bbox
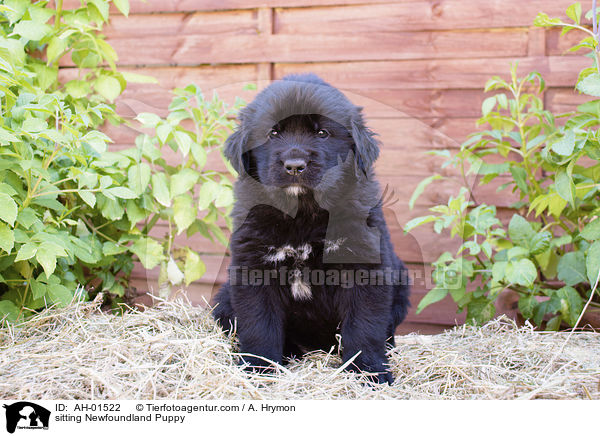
[324,238,347,253]
[263,243,313,300]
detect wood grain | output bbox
[274,2,568,34]
[98,29,528,67]
[274,56,587,90]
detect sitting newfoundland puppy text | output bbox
[212,74,410,384]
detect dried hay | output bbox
[1,297,599,400]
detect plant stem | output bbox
[82,217,117,243]
[54,0,63,30]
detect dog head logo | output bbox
[3,402,50,433]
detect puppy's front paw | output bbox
[346,358,395,385]
[368,369,394,385]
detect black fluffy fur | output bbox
[212,74,410,384]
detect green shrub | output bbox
[0,0,240,321]
[126,86,242,297]
[406,2,600,329]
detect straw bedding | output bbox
[1,296,599,400]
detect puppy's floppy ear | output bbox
[223,127,249,174]
[350,112,380,174]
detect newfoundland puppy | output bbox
[212,74,410,383]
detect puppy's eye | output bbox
[317,129,329,138]
[268,129,280,139]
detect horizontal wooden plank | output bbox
[274,1,569,33]
[59,64,260,115]
[545,87,587,113]
[60,0,405,14]
[116,74,488,119]
[546,26,592,56]
[99,29,528,66]
[105,10,258,39]
[274,56,587,90]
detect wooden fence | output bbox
[65,0,584,333]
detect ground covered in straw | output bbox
[1,298,599,400]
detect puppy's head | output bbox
[246,113,359,195]
[224,74,380,195]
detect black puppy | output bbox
[212,74,410,383]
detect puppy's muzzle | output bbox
[284,158,307,176]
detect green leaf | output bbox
[78,190,96,208]
[404,215,438,233]
[0,300,19,323]
[557,251,587,286]
[580,219,600,241]
[0,223,14,254]
[151,173,171,207]
[191,143,207,168]
[82,130,111,154]
[576,73,600,97]
[173,194,196,234]
[492,261,507,283]
[466,297,496,325]
[530,232,552,256]
[94,74,122,101]
[534,295,562,326]
[555,286,584,326]
[167,256,184,285]
[508,214,534,248]
[209,225,229,247]
[125,200,146,227]
[408,174,442,209]
[36,245,57,278]
[12,20,51,40]
[548,193,567,218]
[22,117,47,132]
[30,279,47,300]
[106,187,137,199]
[121,71,158,83]
[587,241,600,287]
[481,96,496,116]
[551,131,576,156]
[505,258,537,287]
[509,166,528,193]
[197,180,221,211]
[184,249,206,286]
[102,241,127,256]
[46,37,65,64]
[533,12,562,27]
[136,112,162,128]
[171,169,200,198]
[127,163,151,195]
[156,123,172,144]
[555,168,576,208]
[566,2,582,24]
[215,186,234,208]
[416,287,448,314]
[47,282,73,307]
[518,295,538,319]
[546,315,562,331]
[15,242,38,262]
[130,237,165,270]
[113,0,130,16]
[174,130,192,157]
[65,80,90,99]
[89,0,109,21]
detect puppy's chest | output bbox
[259,237,348,301]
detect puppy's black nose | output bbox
[284,159,306,176]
